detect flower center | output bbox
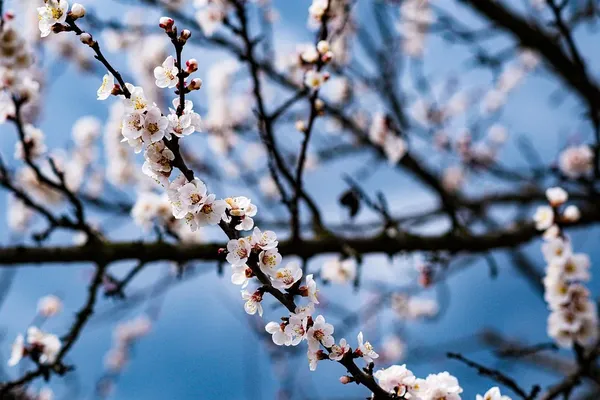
[147,122,159,134]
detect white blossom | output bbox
[154,55,178,88]
[241,290,263,317]
[7,334,24,367]
[559,145,594,179]
[37,295,62,317]
[304,274,319,304]
[26,327,61,364]
[142,106,169,143]
[224,196,257,231]
[534,206,554,231]
[258,248,282,276]
[356,331,378,363]
[307,315,334,351]
[374,364,418,397]
[265,321,292,346]
[226,237,252,266]
[97,73,115,100]
[123,83,149,113]
[272,262,303,290]
[328,338,349,361]
[545,187,568,206]
[476,387,512,400]
[37,0,69,38]
[195,195,227,226]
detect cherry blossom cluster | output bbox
[223,225,469,399]
[534,187,598,347]
[374,364,513,399]
[0,12,40,123]
[8,327,61,369]
[7,295,63,369]
[301,40,333,90]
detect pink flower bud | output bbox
[339,376,352,384]
[70,3,86,19]
[188,78,203,91]
[180,29,192,42]
[80,32,95,46]
[321,51,334,63]
[159,17,175,32]
[186,59,198,73]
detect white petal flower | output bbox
[37,0,69,38]
[476,386,512,400]
[307,315,334,351]
[356,331,378,363]
[231,265,250,288]
[226,238,252,266]
[258,248,282,277]
[123,84,149,113]
[545,187,568,206]
[7,334,24,367]
[195,196,227,226]
[541,238,572,265]
[97,73,115,100]
[154,56,179,88]
[37,295,62,317]
[534,206,554,231]
[178,178,208,214]
[374,364,418,397]
[272,262,303,290]
[563,205,580,222]
[284,313,309,346]
[304,274,319,304]
[224,196,257,231]
[250,227,278,250]
[142,106,169,143]
[241,290,263,317]
[304,70,326,90]
[328,338,350,361]
[266,321,293,346]
[559,145,593,179]
[122,111,145,140]
[421,372,463,400]
[26,327,61,365]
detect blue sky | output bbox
[0,0,598,399]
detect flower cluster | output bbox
[224,226,374,372]
[8,327,61,367]
[374,365,466,399]
[302,40,332,90]
[534,187,598,347]
[0,17,40,123]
